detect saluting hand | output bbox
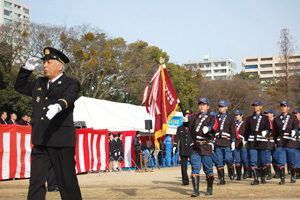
[23,57,39,71]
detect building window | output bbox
[245,65,258,69]
[4,18,12,24]
[260,64,272,68]
[23,8,30,14]
[246,58,258,62]
[4,1,11,7]
[14,13,21,18]
[4,9,11,16]
[261,57,273,61]
[14,4,21,9]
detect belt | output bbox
[196,141,208,146]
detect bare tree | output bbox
[277,28,298,101]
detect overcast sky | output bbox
[18,0,300,72]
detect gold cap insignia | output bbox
[37,87,42,91]
[36,96,40,103]
[45,49,50,55]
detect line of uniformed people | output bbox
[108,132,124,172]
[178,97,300,197]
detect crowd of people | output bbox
[0,111,31,125]
[175,97,300,197]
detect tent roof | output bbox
[73,96,183,134]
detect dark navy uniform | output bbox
[174,124,192,185]
[273,111,299,183]
[214,112,237,176]
[109,138,117,161]
[244,104,272,185]
[233,110,248,180]
[14,47,82,200]
[186,97,218,197]
[116,137,124,161]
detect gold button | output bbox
[45,97,48,100]
[43,107,46,110]
[41,117,44,120]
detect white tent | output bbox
[73,96,183,135]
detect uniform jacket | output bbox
[14,68,80,147]
[296,120,300,149]
[244,112,272,150]
[173,125,192,156]
[214,113,238,148]
[116,138,124,154]
[236,120,245,149]
[109,138,117,154]
[186,112,218,156]
[17,119,30,126]
[0,118,7,124]
[7,119,17,124]
[273,113,299,149]
[163,135,172,151]
[133,136,142,151]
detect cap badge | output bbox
[45,49,50,55]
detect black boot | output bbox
[279,168,285,185]
[243,165,248,179]
[296,168,300,179]
[217,167,221,180]
[273,165,280,178]
[261,168,266,184]
[229,166,234,181]
[251,168,259,185]
[217,168,225,185]
[288,167,291,175]
[191,175,200,197]
[291,168,296,183]
[236,165,242,180]
[248,167,252,178]
[266,165,272,180]
[205,176,214,195]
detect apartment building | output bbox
[1,0,31,24]
[242,54,300,82]
[182,55,237,80]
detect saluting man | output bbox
[183,97,218,197]
[14,47,82,200]
[273,101,299,184]
[173,109,194,186]
[214,100,238,185]
[244,100,272,185]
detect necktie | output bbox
[49,80,52,85]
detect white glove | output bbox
[291,130,296,138]
[261,130,267,138]
[46,104,61,120]
[243,141,247,149]
[173,147,176,154]
[202,126,209,134]
[182,115,188,122]
[231,142,235,151]
[23,57,39,71]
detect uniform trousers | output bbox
[234,148,248,166]
[191,153,213,175]
[47,166,58,191]
[215,147,233,168]
[272,148,278,165]
[296,149,300,168]
[180,156,190,184]
[265,149,272,165]
[28,145,82,200]
[276,147,296,168]
[135,150,142,169]
[166,149,172,166]
[248,149,267,169]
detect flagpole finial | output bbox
[159,57,165,64]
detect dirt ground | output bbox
[0,166,300,200]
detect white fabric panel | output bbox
[2,133,10,180]
[24,134,31,177]
[124,136,132,168]
[100,134,106,170]
[92,134,98,171]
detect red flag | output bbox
[143,64,179,150]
